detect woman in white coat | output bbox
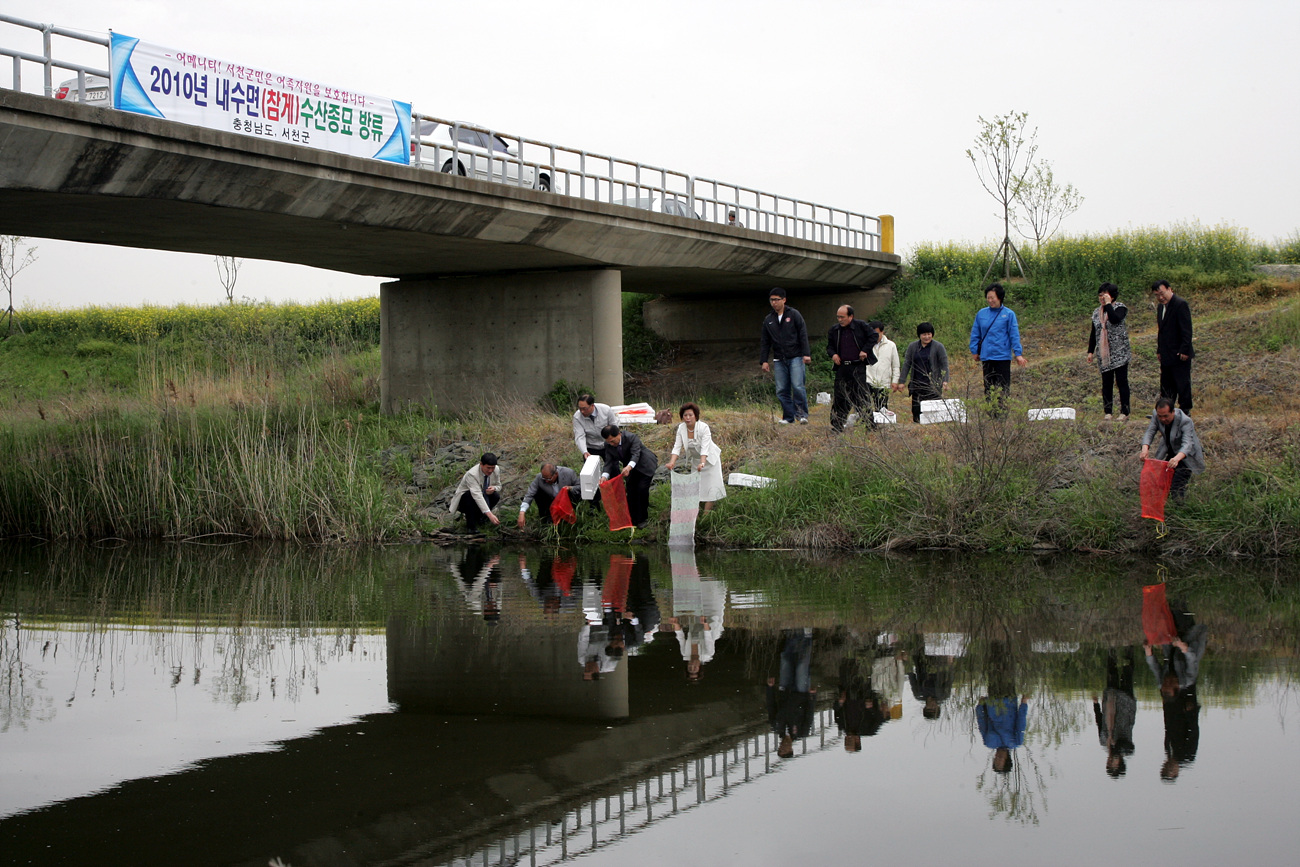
[664,402,726,511]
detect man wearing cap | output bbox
[449,453,502,532]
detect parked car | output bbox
[611,195,701,219]
[412,120,551,192]
[53,74,110,106]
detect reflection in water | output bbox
[1,543,1298,866]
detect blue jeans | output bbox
[772,357,809,422]
[779,631,813,692]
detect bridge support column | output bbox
[381,269,623,415]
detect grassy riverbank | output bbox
[2,224,1298,552]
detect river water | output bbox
[1,542,1297,866]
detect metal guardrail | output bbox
[1,16,882,253]
[438,708,840,867]
[0,13,108,101]
[412,116,881,251]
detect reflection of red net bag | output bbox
[603,555,635,609]
[1142,583,1178,645]
[1141,459,1175,521]
[552,556,575,596]
[600,476,634,531]
[550,486,577,524]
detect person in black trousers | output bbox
[600,424,658,528]
[1152,279,1194,413]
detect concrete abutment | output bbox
[381,269,624,415]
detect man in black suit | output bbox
[600,424,658,528]
[1152,279,1194,413]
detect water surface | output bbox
[1,543,1297,866]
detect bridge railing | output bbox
[437,707,842,867]
[413,114,882,252]
[0,13,108,101]
[0,16,882,254]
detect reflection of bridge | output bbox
[0,16,899,411]
[439,708,839,867]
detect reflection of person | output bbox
[1140,397,1205,499]
[906,636,954,720]
[898,322,950,423]
[448,453,502,531]
[834,653,886,752]
[1086,282,1132,421]
[665,570,726,681]
[1145,602,1206,781]
[573,393,616,461]
[1092,647,1137,777]
[1152,279,1194,414]
[767,629,816,757]
[759,287,812,425]
[969,283,1027,405]
[517,463,580,528]
[863,320,900,418]
[826,305,877,432]
[665,402,726,511]
[977,641,1029,774]
[449,548,502,622]
[600,424,658,528]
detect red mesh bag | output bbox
[600,475,634,531]
[1140,459,1174,522]
[551,556,576,596]
[1142,583,1178,645]
[602,555,635,610]
[549,486,577,525]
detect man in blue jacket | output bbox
[759,287,812,424]
[969,283,1027,406]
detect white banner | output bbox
[109,33,410,165]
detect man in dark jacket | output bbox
[826,304,878,432]
[1153,279,1194,413]
[758,287,812,424]
[600,424,658,528]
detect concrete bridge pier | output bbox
[381,268,624,415]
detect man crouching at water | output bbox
[449,453,502,531]
[1140,397,1205,499]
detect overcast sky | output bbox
[4,0,1297,309]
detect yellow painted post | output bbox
[879,214,895,254]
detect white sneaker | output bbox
[798,417,809,425]
[1104,414,1113,420]
[1117,413,1128,422]
[778,419,791,425]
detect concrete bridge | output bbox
[0,88,899,412]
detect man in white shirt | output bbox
[572,393,615,460]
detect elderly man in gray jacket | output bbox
[1140,397,1205,499]
[517,463,581,528]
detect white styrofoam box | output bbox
[873,408,898,424]
[919,398,966,424]
[611,402,656,424]
[579,454,602,500]
[815,392,832,405]
[727,472,776,489]
[1028,407,1076,421]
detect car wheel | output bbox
[441,159,467,176]
[537,174,552,192]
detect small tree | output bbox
[966,111,1037,280]
[1,235,37,338]
[215,255,244,304]
[1012,160,1083,252]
